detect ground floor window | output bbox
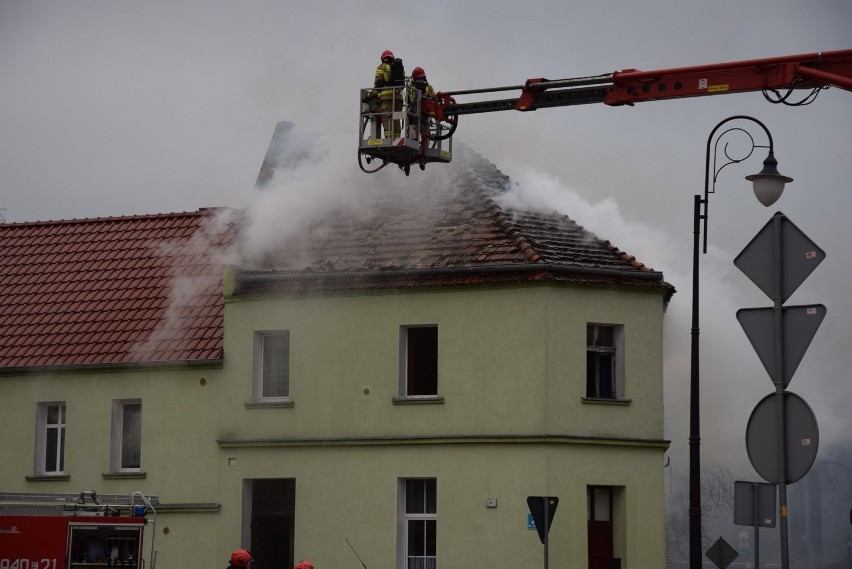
[400,478,436,569]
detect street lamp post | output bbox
[689,115,793,569]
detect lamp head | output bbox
[745,150,793,207]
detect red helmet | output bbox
[294,561,314,569]
[381,49,394,61]
[230,549,253,567]
[412,67,426,79]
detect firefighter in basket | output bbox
[372,49,405,138]
[408,66,436,141]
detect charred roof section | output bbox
[233,142,673,299]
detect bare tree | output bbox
[666,463,736,565]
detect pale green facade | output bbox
[0,365,224,567]
[0,279,668,568]
[218,280,669,569]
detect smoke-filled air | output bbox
[2,1,851,565]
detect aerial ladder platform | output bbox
[358,49,852,174]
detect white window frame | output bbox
[111,399,142,473]
[253,330,291,402]
[399,325,438,398]
[35,402,66,476]
[586,324,625,400]
[397,478,437,569]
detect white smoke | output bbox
[131,207,241,360]
[237,130,375,266]
[496,167,779,477]
[235,125,498,269]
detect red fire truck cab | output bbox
[0,491,156,569]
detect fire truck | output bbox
[0,491,157,569]
[358,48,852,175]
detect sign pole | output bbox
[771,215,790,569]
[543,498,549,569]
[752,482,761,569]
[737,212,826,569]
[528,495,558,569]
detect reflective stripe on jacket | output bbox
[409,83,435,101]
[375,63,397,99]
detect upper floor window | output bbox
[586,324,625,400]
[400,478,437,569]
[254,331,290,402]
[400,325,438,397]
[111,399,142,472]
[35,402,66,476]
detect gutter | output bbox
[236,262,667,285]
[0,358,222,376]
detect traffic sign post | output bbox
[736,211,825,569]
[734,481,777,569]
[527,496,558,569]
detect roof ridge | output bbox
[487,199,542,264]
[0,207,229,228]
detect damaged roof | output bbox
[0,128,672,370]
[0,209,240,370]
[234,139,673,298]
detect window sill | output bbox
[582,397,632,406]
[26,474,71,482]
[245,400,294,409]
[102,472,147,480]
[392,396,444,405]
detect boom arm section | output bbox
[439,49,852,116]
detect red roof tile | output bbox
[0,209,240,369]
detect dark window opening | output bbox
[249,478,295,569]
[406,327,438,396]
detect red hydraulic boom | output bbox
[358,49,852,174]
[437,49,852,116]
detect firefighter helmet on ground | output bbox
[294,561,314,569]
[381,49,394,62]
[230,549,253,567]
[412,67,426,79]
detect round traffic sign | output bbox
[745,391,818,484]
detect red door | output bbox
[587,487,614,569]
[588,520,614,569]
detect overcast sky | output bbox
[2,0,851,543]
